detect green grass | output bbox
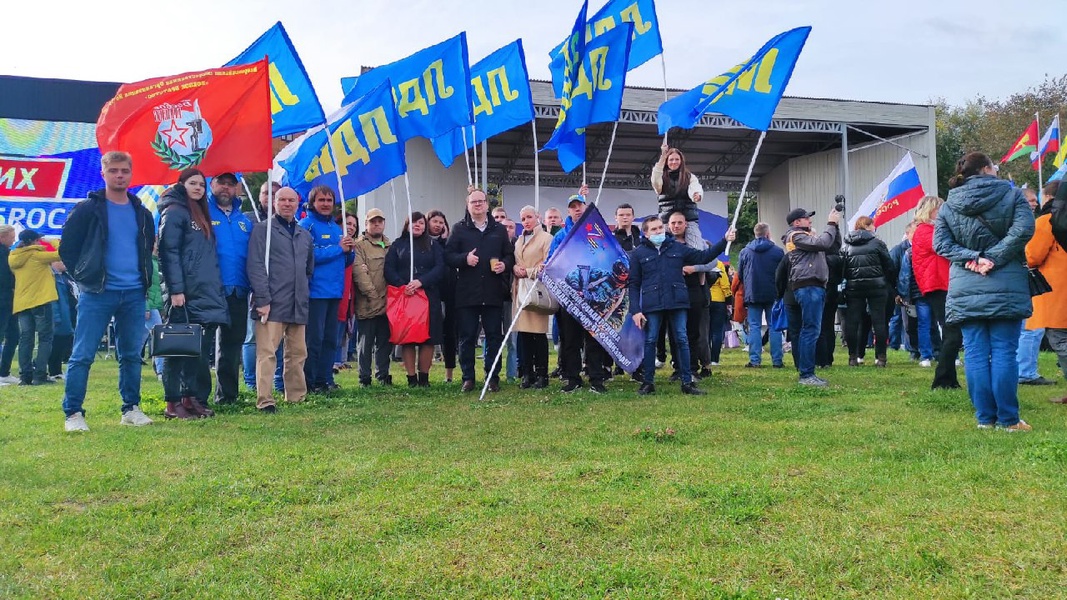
[2,347,1067,598]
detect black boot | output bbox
[407,375,418,387]
[418,372,430,387]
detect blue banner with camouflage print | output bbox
[541,204,643,372]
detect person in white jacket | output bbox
[652,143,705,249]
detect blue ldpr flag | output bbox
[541,204,644,372]
[548,0,662,98]
[275,81,406,202]
[658,26,812,133]
[226,21,326,137]
[340,33,473,142]
[429,40,534,168]
[543,22,634,173]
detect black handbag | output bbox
[1029,267,1053,297]
[149,306,203,358]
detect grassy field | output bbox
[1,346,1066,599]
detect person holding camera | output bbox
[782,204,842,386]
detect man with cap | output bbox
[8,229,59,385]
[207,172,254,404]
[782,205,842,386]
[353,207,392,387]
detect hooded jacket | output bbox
[911,222,949,295]
[9,244,60,313]
[299,210,354,299]
[738,237,785,305]
[157,185,229,326]
[840,229,895,294]
[208,192,253,294]
[934,175,1034,324]
[59,190,154,294]
[782,222,841,290]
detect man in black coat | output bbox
[444,188,514,393]
[0,225,17,386]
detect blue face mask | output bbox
[649,233,666,246]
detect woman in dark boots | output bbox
[512,206,553,389]
[157,169,229,418]
[385,212,445,387]
[840,216,895,367]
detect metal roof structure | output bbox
[486,81,933,192]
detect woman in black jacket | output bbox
[385,212,445,387]
[157,168,229,419]
[840,216,896,367]
[427,209,458,382]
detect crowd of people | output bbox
[1,149,1065,434]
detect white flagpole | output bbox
[403,173,415,281]
[1036,112,1044,192]
[659,53,670,145]
[240,177,255,211]
[461,127,473,188]
[593,121,619,207]
[532,121,540,213]
[582,162,587,187]
[472,124,479,188]
[262,168,274,324]
[479,282,540,401]
[725,130,767,256]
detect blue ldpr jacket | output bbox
[208,193,252,294]
[628,236,727,314]
[299,211,354,299]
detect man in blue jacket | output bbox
[738,222,786,368]
[207,172,253,404]
[629,216,733,395]
[299,185,355,393]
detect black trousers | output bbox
[816,289,838,367]
[18,304,53,383]
[163,323,218,402]
[0,312,17,377]
[845,288,888,359]
[558,310,608,384]
[707,301,727,363]
[215,293,248,402]
[49,334,73,376]
[518,332,548,379]
[786,302,802,370]
[441,300,458,370]
[457,305,503,383]
[925,290,962,388]
[687,302,710,370]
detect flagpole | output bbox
[461,127,473,188]
[725,130,767,256]
[582,162,587,187]
[659,53,669,145]
[262,168,273,324]
[1036,112,1044,192]
[532,121,540,213]
[593,121,619,207]
[403,173,415,281]
[479,282,540,401]
[472,124,479,188]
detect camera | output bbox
[834,195,846,213]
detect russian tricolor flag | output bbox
[1031,115,1061,170]
[848,153,925,230]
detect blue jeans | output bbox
[888,306,903,350]
[1017,322,1044,381]
[793,287,825,378]
[62,289,145,417]
[304,298,340,388]
[915,299,933,360]
[143,309,165,374]
[242,315,284,391]
[746,302,783,366]
[962,319,1023,427]
[643,309,691,385]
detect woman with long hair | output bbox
[934,152,1035,431]
[384,212,445,386]
[840,216,895,366]
[427,209,458,382]
[157,168,229,419]
[512,206,553,388]
[652,144,704,249]
[912,195,960,388]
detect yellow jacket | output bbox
[9,245,59,313]
[709,260,732,303]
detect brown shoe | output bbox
[1049,396,1067,404]
[461,380,475,392]
[164,401,197,420]
[181,396,213,418]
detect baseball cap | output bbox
[567,194,586,206]
[786,208,815,225]
[214,172,238,184]
[366,208,385,221]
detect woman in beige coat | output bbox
[512,205,553,389]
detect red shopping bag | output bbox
[387,286,430,345]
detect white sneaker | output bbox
[65,412,90,432]
[654,359,665,368]
[50,374,65,381]
[856,358,865,365]
[120,406,153,427]
[0,375,19,385]
[919,360,932,368]
[955,359,963,367]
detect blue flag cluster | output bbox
[548,0,663,98]
[430,40,535,168]
[341,33,473,144]
[226,21,326,138]
[541,204,644,372]
[658,26,812,133]
[543,22,634,173]
[276,81,406,201]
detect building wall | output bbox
[755,160,791,240]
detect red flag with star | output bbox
[1000,119,1039,164]
[96,60,272,185]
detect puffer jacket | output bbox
[840,229,895,294]
[782,223,841,290]
[738,237,784,305]
[934,175,1034,324]
[157,185,229,326]
[912,222,949,295]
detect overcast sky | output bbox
[3,0,1062,112]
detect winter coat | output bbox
[300,211,354,299]
[840,229,895,294]
[738,237,784,305]
[157,186,229,326]
[9,245,59,313]
[782,223,841,290]
[911,222,949,295]
[934,175,1034,324]
[512,227,553,334]
[1025,212,1067,329]
[897,249,922,302]
[629,236,726,314]
[353,235,390,319]
[730,272,747,322]
[247,216,315,325]
[208,193,253,293]
[444,216,514,308]
[385,234,445,343]
[59,190,154,294]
